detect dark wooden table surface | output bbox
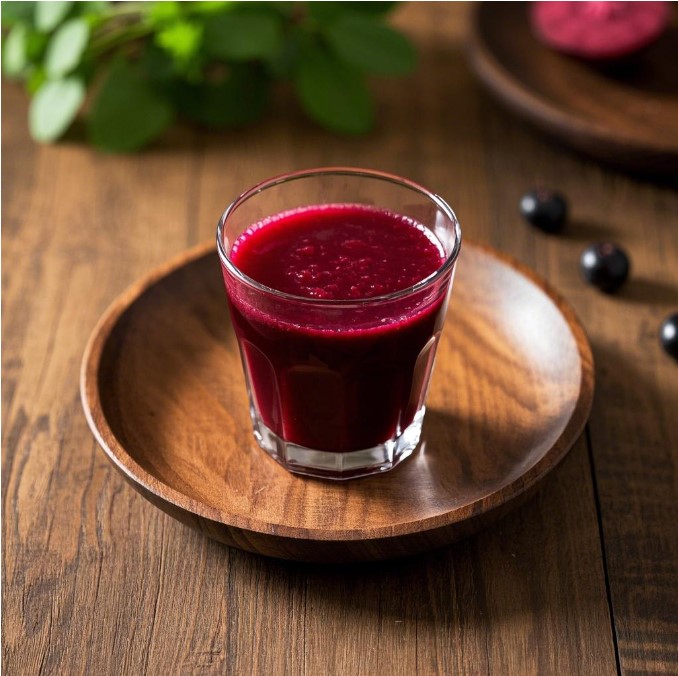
[3,4,677,674]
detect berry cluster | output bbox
[520,189,677,360]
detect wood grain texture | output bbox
[3,2,676,674]
[468,2,678,173]
[80,241,593,561]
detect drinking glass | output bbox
[217,168,462,479]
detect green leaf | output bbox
[148,1,182,25]
[35,1,73,32]
[44,18,89,78]
[26,66,47,94]
[186,1,235,15]
[25,28,49,60]
[203,9,283,61]
[78,1,110,26]
[257,2,295,18]
[155,19,203,63]
[294,45,373,134]
[29,76,84,141]
[3,23,28,78]
[175,64,269,128]
[88,58,174,152]
[324,14,415,75]
[1,2,35,27]
[138,44,175,84]
[265,25,302,79]
[309,2,398,23]
[78,1,109,14]
[349,2,399,16]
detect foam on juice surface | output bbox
[230,204,444,300]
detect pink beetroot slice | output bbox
[531,1,672,60]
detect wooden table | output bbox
[3,4,677,674]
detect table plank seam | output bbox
[586,425,622,676]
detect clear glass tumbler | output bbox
[217,168,462,480]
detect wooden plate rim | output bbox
[80,240,594,542]
[467,2,678,158]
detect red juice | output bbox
[223,204,451,453]
[230,204,443,300]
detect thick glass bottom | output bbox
[250,407,425,480]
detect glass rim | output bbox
[216,167,462,306]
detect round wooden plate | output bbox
[468,2,678,173]
[81,241,594,563]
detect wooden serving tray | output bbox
[468,2,678,173]
[80,241,594,562]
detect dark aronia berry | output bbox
[660,313,678,360]
[520,189,568,233]
[580,242,630,293]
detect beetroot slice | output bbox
[531,1,672,60]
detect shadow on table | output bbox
[587,338,677,454]
[559,219,617,241]
[618,278,678,306]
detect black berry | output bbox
[519,189,568,233]
[579,242,630,293]
[660,313,678,360]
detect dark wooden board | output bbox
[468,2,678,173]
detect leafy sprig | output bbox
[1,1,416,152]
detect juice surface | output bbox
[230,204,444,300]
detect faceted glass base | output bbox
[250,407,426,480]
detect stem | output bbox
[98,2,148,22]
[88,22,155,58]
[87,2,154,58]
